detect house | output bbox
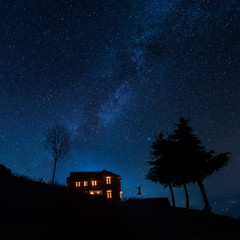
[66,170,122,201]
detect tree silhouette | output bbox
[147,118,230,211]
[168,118,205,209]
[169,118,230,212]
[44,124,71,185]
[146,133,178,207]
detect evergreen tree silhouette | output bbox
[146,133,178,207]
[169,118,230,212]
[147,118,230,212]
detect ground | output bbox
[1,172,240,239]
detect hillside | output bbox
[123,199,240,239]
[1,166,240,239]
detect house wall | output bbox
[67,175,122,201]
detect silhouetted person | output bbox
[136,186,141,196]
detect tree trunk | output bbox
[198,180,211,212]
[169,184,176,207]
[183,183,189,209]
[51,158,57,185]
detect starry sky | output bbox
[0,0,240,215]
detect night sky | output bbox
[1,0,240,215]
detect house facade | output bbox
[66,170,122,201]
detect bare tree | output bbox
[44,124,71,185]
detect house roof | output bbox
[67,170,120,181]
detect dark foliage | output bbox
[169,118,230,212]
[168,118,229,182]
[146,118,230,211]
[146,132,178,207]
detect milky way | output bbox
[0,0,240,215]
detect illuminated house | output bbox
[66,170,122,201]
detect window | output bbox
[84,181,88,186]
[120,191,123,200]
[75,181,81,187]
[107,190,112,199]
[89,190,102,196]
[106,176,111,184]
[91,180,97,186]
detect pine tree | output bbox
[169,118,230,212]
[146,133,178,207]
[147,118,230,212]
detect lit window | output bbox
[106,176,111,184]
[84,181,88,186]
[92,180,97,186]
[107,190,112,199]
[120,191,123,200]
[89,190,102,196]
[75,181,81,187]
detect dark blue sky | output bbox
[0,0,240,215]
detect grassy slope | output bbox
[0,173,132,239]
[123,199,240,239]
[1,173,240,239]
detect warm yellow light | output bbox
[120,191,123,200]
[75,181,81,187]
[84,181,88,186]
[106,176,111,184]
[91,180,97,186]
[89,190,102,196]
[107,190,112,199]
